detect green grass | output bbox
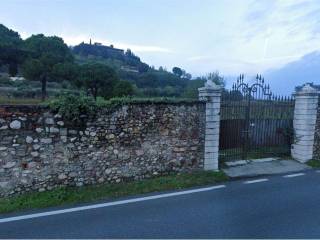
[0,171,228,214]
[0,96,43,105]
[306,159,320,168]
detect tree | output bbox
[0,24,22,47]
[125,49,133,57]
[158,66,167,72]
[172,67,183,77]
[8,62,18,76]
[22,34,73,100]
[52,62,79,83]
[112,80,134,97]
[184,73,192,80]
[181,72,224,99]
[181,79,205,98]
[77,63,119,100]
[0,24,26,76]
[137,63,149,73]
[163,85,176,97]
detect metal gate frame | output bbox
[219,74,294,161]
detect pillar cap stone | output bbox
[198,80,222,98]
[205,79,219,88]
[295,83,319,96]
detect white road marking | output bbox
[0,185,226,224]
[244,178,268,184]
[283,173,305,178]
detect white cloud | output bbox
[14,0,320,77]
[187,56,215,62]
[178,0,320,76]
[115,43,172,53]
[223,0,320,73]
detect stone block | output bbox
[40,138,52,144]
[33,144,41,150]
[35,128,43,133]
[45,118,54,125]
[9,120,21,129]
[294,108,318,115]
[26,136,33,144]
[294,113,317,120]
[205,140,219,147]
[31,151,39,157]
[3,162,16,169]
[205,146,219,153]
[0,125,8,130]
[204,161,218,171]
[49,127,59,133]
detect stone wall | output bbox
[313,97,320,160]
[0,103,205,197]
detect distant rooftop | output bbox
[87,39,123,51]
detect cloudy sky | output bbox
[1,0,320,77]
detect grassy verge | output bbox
[306,159,320,168]
[0,96,42,105]
[0,171,228,214]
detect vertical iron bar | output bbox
[243,88,251,159]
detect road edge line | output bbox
[0,184,226,224]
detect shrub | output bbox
[9,85,40,98]
[47,94,198,122]
[112,80,134,97]
[0,76,12,86]
[47,93,97,121]
[96,96,199,108]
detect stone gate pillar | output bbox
[198,80,222,170]
[292,83,319,162]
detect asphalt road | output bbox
[1,170,320,239]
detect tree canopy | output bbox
[112,80,134,97]
[0,24,26,76]
[0,24,23,48]
[22,34,73,99]
[77,63,119,100]
[172,67,183,77]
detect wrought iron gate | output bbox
[219,74,294,162]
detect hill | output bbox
[71,41,198,97]
[264,51,320,95]
[0,23,214,101]
[72,41,149,73]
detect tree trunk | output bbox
[9,62,18,77]
[93,88,97,101]
[41,77,47,101]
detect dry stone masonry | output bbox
[313,91,320,160]
[0,103,205,197]
[5,81,320,197]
